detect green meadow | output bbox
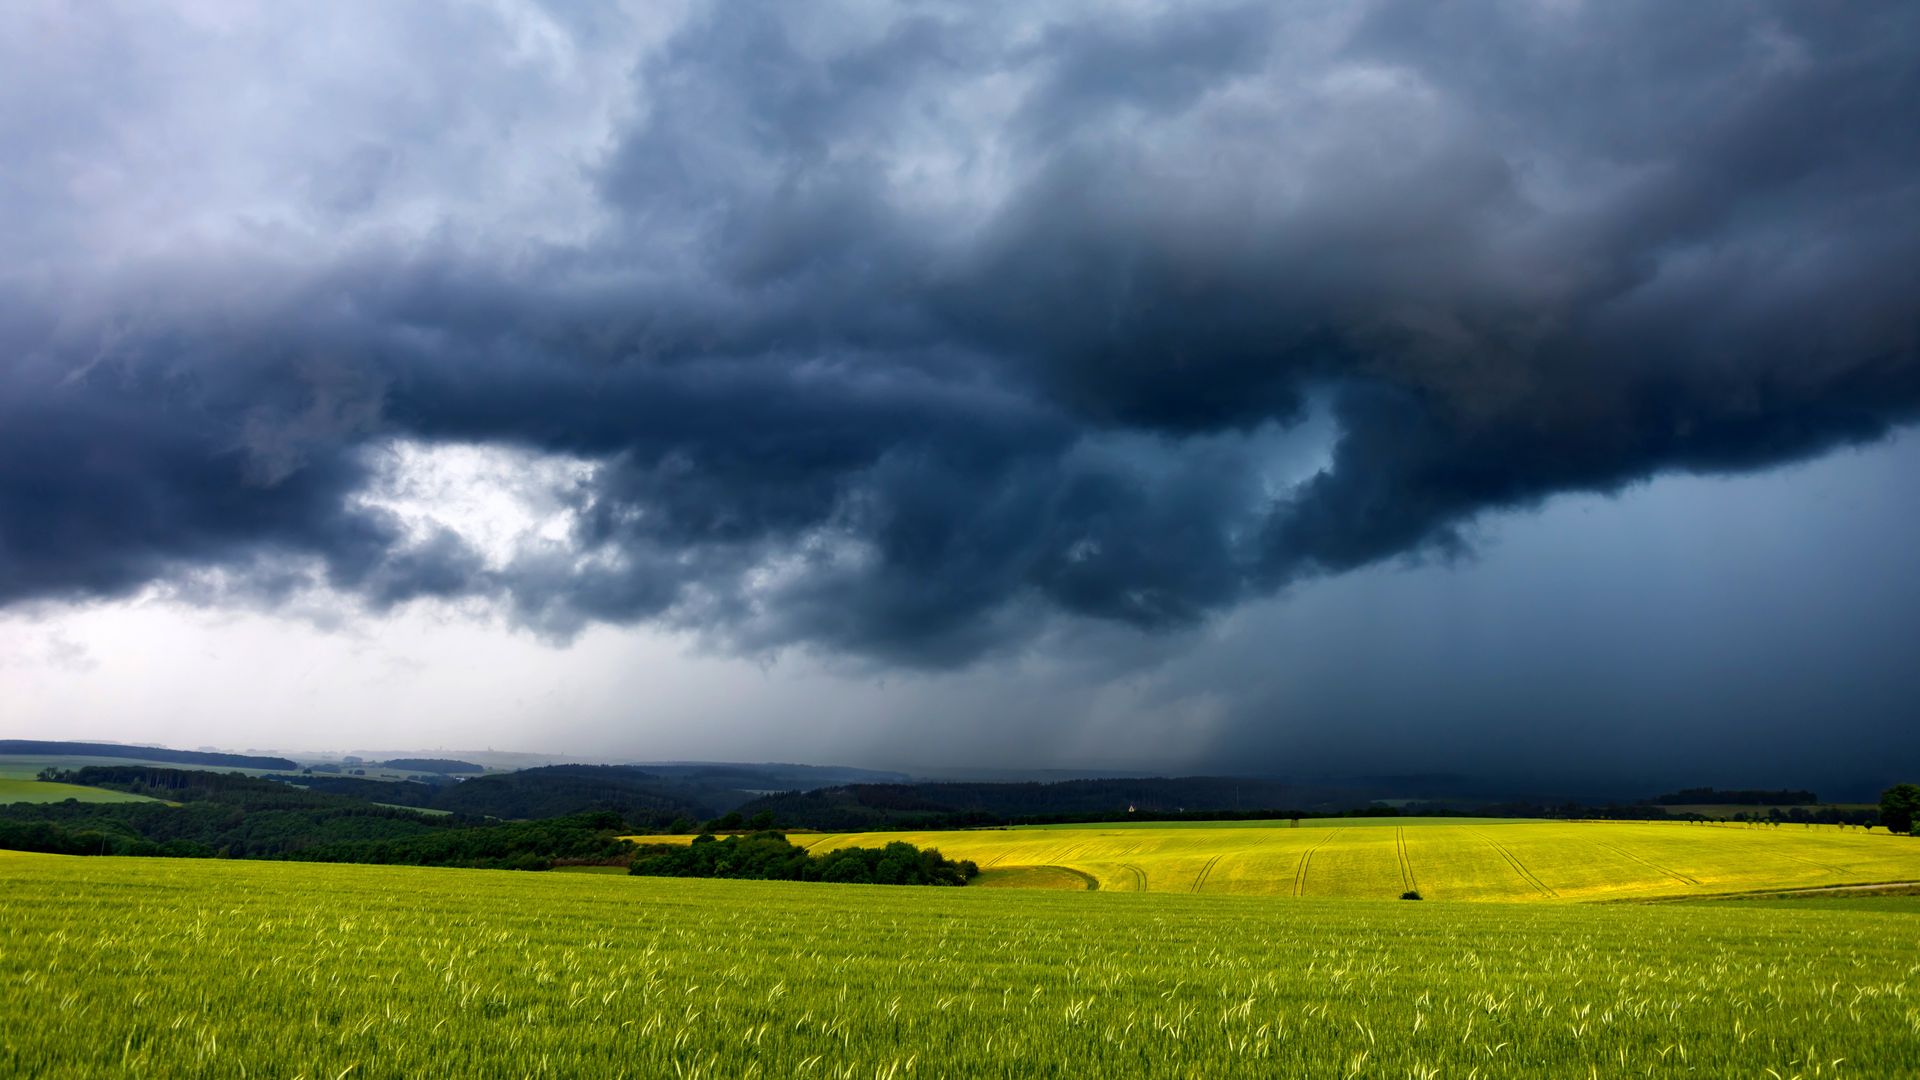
[0,777,160,805]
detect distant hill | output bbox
[0,766,631,869]
[0,740,297,772]
[738,776,1364,830]
[380,758,485,774]
[275,764,757,825]
[619,762,913,790]
[430,765,746,822]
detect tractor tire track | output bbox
[1593,841,1700,886]
[1775,851,1852,876]
[1291,827,1346,897]
[1191,854,1225,893]
[1395,827,1418,895]
[1119,863,1148,892]
[1474,830,1558,898]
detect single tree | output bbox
[1879,784,1920,835]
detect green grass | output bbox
[1,851,1916,1077]
[649,819,1920,900]
[0,778,161,805]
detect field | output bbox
[2,850,1917,1078]
[0,754,457,785]
[625,819,1920,901]
[0,755,284,780]
[0,777,160,805]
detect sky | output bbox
[2,1,1917,796]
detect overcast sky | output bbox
[2,1,1916,795]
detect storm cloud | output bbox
[2,0,1916,667]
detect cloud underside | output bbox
[2,1,1916,666]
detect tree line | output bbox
[1649,787,1820,806]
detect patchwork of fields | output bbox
[0,755,276,780]
[3,851,1917,1078]
[0,777,160,805]
[743,819,1920,901]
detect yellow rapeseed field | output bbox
[630,818,1920,900]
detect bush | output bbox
[1401,890,1423,900]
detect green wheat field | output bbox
[4,844,1918,1078]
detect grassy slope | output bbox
[0,778,162,805]
[1,852,1915,1078]
[629,819,1920,900]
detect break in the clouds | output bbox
[2,0,1917,668]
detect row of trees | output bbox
[1649,787,1820,806]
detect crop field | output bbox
[706,819,1920,901]
[2,851,1917,1078]
[0,777,160,805]
[0,755,284,780]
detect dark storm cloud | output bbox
[1,1,1916,665]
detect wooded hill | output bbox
[731,777,1362,831]
[0,739,296,771]
[274,764,750,823]
[0,767,632,869]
